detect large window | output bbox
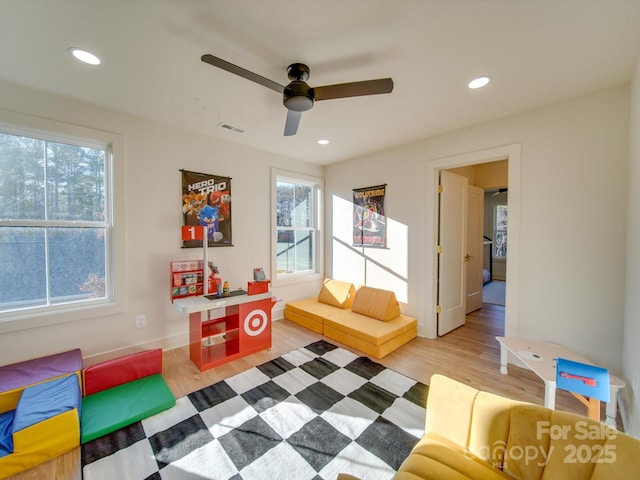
[0,114,122,329]
[272,169,322,283]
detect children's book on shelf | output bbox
[170,260,204,302]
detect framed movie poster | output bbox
[353,184,386,247]
[181,169,232,248]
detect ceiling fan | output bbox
[201,54,394,136]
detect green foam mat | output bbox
[81,374,175,444]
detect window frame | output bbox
[271,168,323,286]
[0,109,126,333]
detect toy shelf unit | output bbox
[196,306,241,367]
[170,260,204,302]
[174,290,275,371]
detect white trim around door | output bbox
[423,144,521,339]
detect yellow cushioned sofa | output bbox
[341,374,640,479]
[284,279,417,358]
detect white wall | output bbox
[623,59,640,436]
[326,85,630,375]
[0,79,323,364]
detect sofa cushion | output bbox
[468,390,513,468]
[285,298,344,334]
[425,373,478,449]
[503,403,552,480]
[324,320,417,359]
[397,433,511,480]
[591,428,640,480]
[350,286,401,321]
[317,279,356,309]
[324,309,416,346]
[541,409,618,480]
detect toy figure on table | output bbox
[208,262,222,297]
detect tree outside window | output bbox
[494,204,508,258]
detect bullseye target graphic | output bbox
[244,309,268,336]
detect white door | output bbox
[437,171,468,335]
[466,185,484,314]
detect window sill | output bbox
[0,300,126,334]
[272,271,323,287]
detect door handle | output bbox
[464,254,472,262]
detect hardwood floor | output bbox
[7,303,610,480]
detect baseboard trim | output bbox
[619,388,639,437]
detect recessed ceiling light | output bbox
[68,48,101,66]
[318,139,330,145]
[468,76,491,89]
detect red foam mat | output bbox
[82,349,162,396]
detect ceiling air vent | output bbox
[218,122,244,133]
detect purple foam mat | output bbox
[0,349,82,393]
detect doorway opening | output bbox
[424,144,520,340]
[482,187,508,307]
[436,161,508,335]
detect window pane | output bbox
[276,181,313,228]
[0,227,106,313]
[276,228,313,274]
[495,231,507,257]
[0,227,47,310]
[0,133,46,220]
[495,205,508,257]
[294,230,313,272]
[496,205,508,230]
[49,227,106,302]
[47,142,106,221]
[276,228,294,273]
[293,184,312,228]
[276,182,293,227]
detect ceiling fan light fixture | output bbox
[68,47,101,65]
[283,94,314,112]
[283,81,314,112]
[468,76,491,89]
[201,54,393,136]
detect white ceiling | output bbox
[2,0,640,166]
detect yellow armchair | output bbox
[341,374,640,479]
[398,374,640,479]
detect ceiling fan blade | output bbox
[284,110,302,136]
[313,78,393,101]
[201,54,284,93]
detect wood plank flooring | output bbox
[7,304,610,480]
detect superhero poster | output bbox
[181,169,232,248]
[353,184,386,248]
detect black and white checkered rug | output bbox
[81,340,428,480]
